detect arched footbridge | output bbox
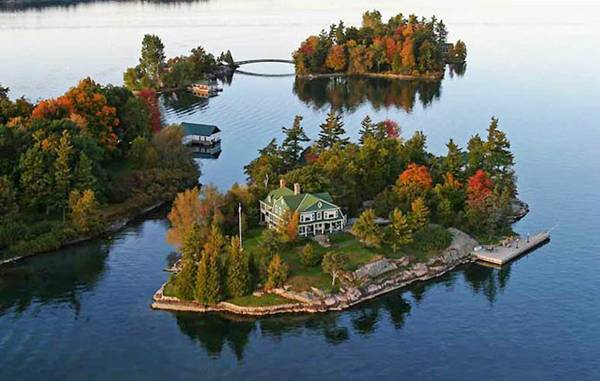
[226,58,295,77]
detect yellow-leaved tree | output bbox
[166,187,203,247]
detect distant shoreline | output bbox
[296,71,444,81]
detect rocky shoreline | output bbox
[151,228,479,317]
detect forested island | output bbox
[293,10,467,79]
[153,113,521,315]
[0,80,199,262]
[123,34,234,92]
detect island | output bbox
[152,113,528,316]
[0,80,199,264]
[123,34,235,93]
[292,10,467,80]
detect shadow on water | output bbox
[0,240,111,317]
[173,261,512,360]
[293,76,444,114]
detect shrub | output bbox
[300,243,321,267]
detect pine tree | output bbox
[466,134,485,177]
[226,236,252,298]
[174,223,204,300]
[410,197,430,232]
[386,209,413,252]
[485,117,514,193]
[53,130,73,222]
[443,138,464,178]
[316,111,349,149]
[281,115,309,170]
[265,254,288,290]
[358,115,375,144]
[351,208,383,248]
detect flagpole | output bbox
[238,203,243,250]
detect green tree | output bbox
[68,189,98,233]
[386,209,413,252]
[351,208,383,248]
[466,134,485,176]
[300,243,321,267]
[358,115,375,144]
[0,175,17,216]
[443,138,464,178]
[259,228,283,259]
[128,136,158,169]
[410,197,430,232]
[322,251,347,286]
[53,130,73,221]
[175,223,204,300]
[244,138,284,190]
[265,254,288,290]
[226,236,252,298]
[139,34,166,86]
[19,145,51,212]
[316,111,349,149]
[281,115,309,170]
[195,224,224,304]
[74,152,97,193]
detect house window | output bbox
[317,211,322,220]
[301,213,314,223]
[325,210,337,219]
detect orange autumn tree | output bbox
[466,169,493,205]
[325,45,347,72]
[398,163,433,190]
[31,97,74,120]
[167,187,203,247]
[281,210,300,243]
[64,78,119,150]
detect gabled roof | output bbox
[181,122,221,136]
[264,187,338,213]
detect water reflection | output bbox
[0,0,209,12]
[448,63,467,78]
[173,263,514,360]
[0,240,110,317]
[293,77,443,114]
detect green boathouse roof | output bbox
[181,122,221,136]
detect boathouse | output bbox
[181,122,221,146]
[260,180,346,237]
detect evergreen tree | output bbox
[466,134,485,176]
[404,131,428,164]
[386,208,413,252]
[443,138,464,178]
[226,236,252,298]
[265,254,288,290]
[175,224,204,300]
[410,197,430,232]
[53,130,73,221]
[194,223,225,304]
[358,115,375,144]
[259,228,283,259]
[485,117,515,193]
[316,111,349,149]
[281,115,309,169]
[351,208,383,248]
[75,152,97,193]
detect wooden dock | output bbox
[473,231,550,265]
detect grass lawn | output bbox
[227,293,294,307]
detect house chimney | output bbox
[280,179,286,189]
[294,183,301,195]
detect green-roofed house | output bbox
[260,180,346,237]
[181,122,221,147]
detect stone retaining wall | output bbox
[151,228,480,317]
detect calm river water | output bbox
[1,1,600,380]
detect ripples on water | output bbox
[2,0,600,380]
